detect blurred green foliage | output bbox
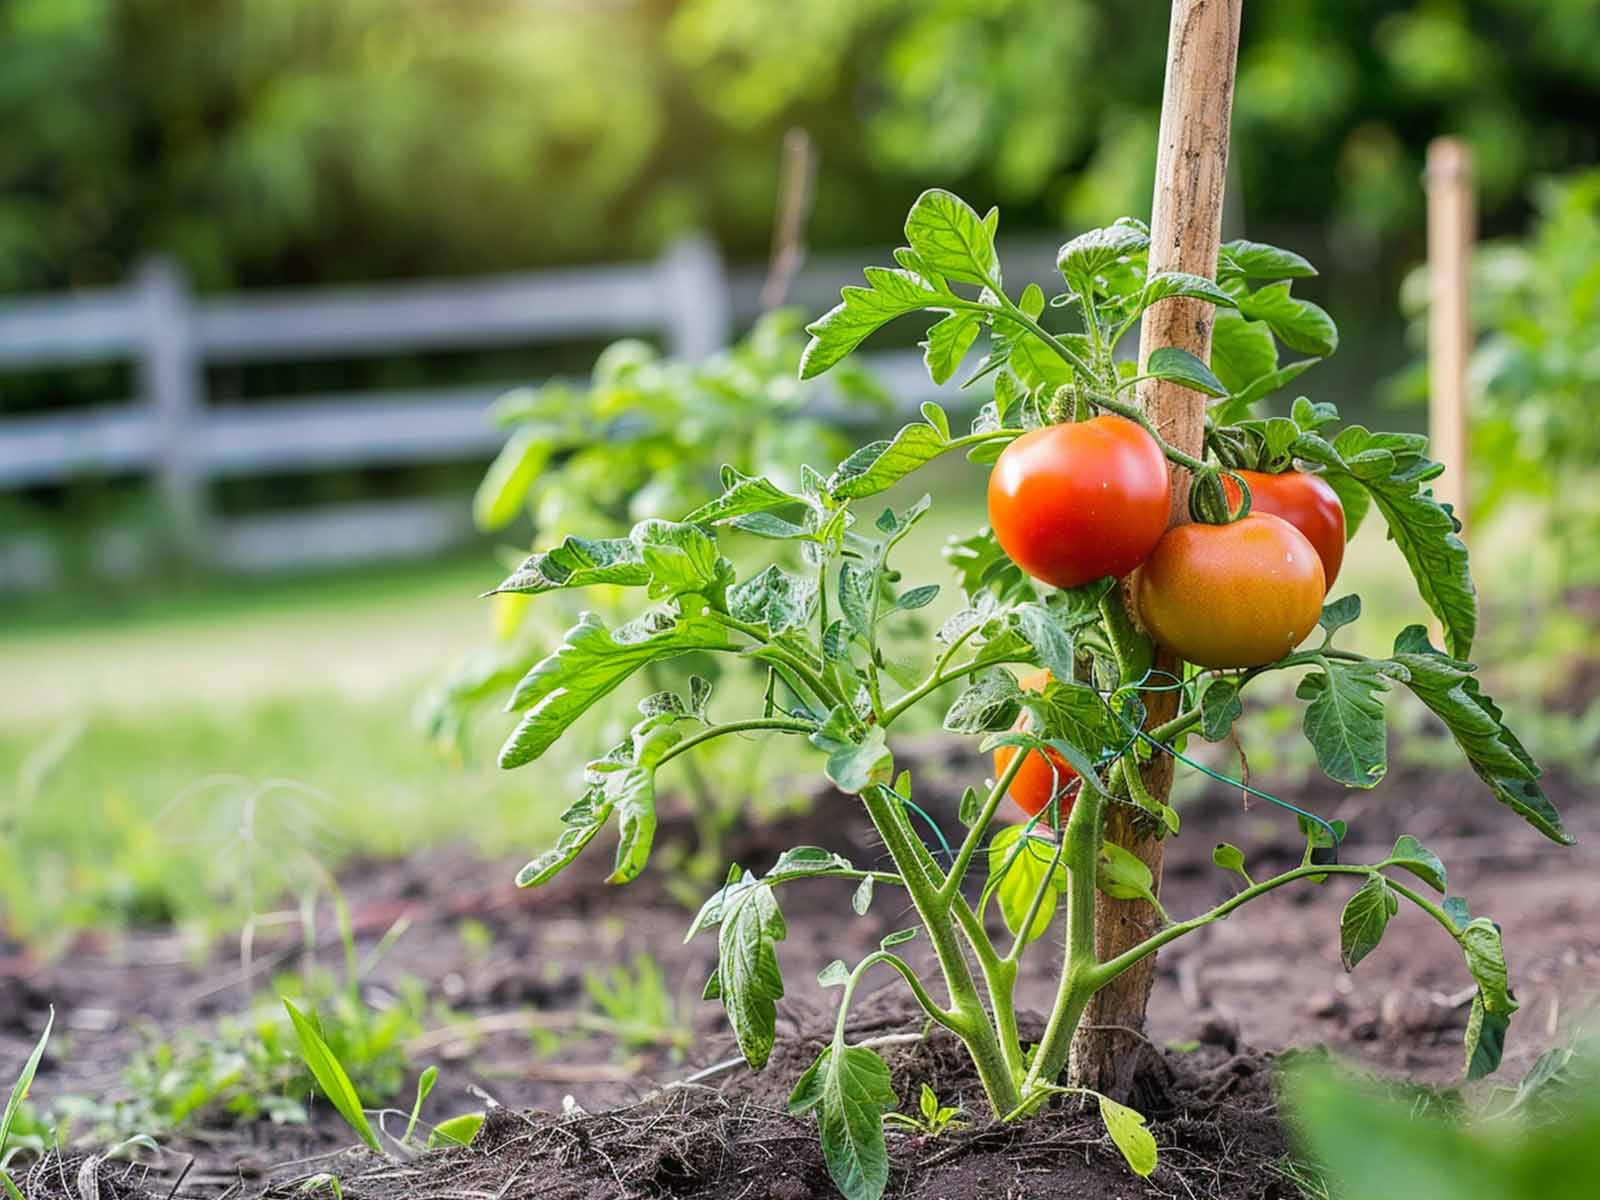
[1400,170,1600,586]
[2,0,1596,292]
[1287,1039,1600,1199]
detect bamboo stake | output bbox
[1070,0,1242,1097]
[1425,137,1474,540]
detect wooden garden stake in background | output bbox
[1071,0,1243,1097]
[1426,137,1475,542]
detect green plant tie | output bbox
[1120,668,1343,857]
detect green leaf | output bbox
[1208,310,1280,395]
[790,1045,898,1200]
[895,584,940,611]
[593,761,657,885]
[282,998,382,1153]
[1057,223,1150,285]
[1390,627,1570,844]
[837,561,873,638]
[1199,678,1241,742]
[729,565,818,635]
[988,825,1066,943]
[1459,917,1516,1017]
[1028,676,1123,764]
[1145,346,1227,397]
[1212,842,1249,881]
[1339,875,1397,970]
[0,1007,52,1163]
[472,426,551,532]
[499,610,734,768]
[801,268,940,379]
[1296,432,1475,656]
[1464,993,1510,1081]
[881,927,918,950]
[717,878,787,1070]
[942,668,1024,735]
[493,534,648,595]
[922,311,982,385]
[1297,659,1392,789]
[427,1113,484,1149]
[822,727,894,795]
[1011,601,1080,684]
[828,421,954,500]
[1323,470,1372,540]
[904,188,1000,287]
[1098,1094,1158,1178]
[1097,842,1160,908]
[683,467,806,525]
[1386,835,1446,893]
[1136,271,1238,310]
[1236,281,1338,356]
[628,520,728,602]
[515,792,612,887]
[766,845,856,882]
[1319,594,1361,636]
[1209,358,1318,425]
[852,876,875,916]
[1218,239,1317,281]
[817,960,851,989]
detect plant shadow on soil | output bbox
[5,741,1598,1199]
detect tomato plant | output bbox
[987,416,1169,588]
[488,190,1569,1200]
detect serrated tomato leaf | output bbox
[499,610,734,768]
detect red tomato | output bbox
[1224,469,1346,586]
[1134,514,1326,668]
[992,669,1077,823]
[987,416,1170,589]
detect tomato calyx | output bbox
[1188,467,1253,525]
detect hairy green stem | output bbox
[859,784,1022,1116]
[840,952,964,1040]
[1089,863,1379,989]
[653,719,816,777]
[1024,780,1105,1090]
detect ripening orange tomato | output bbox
[992,669,1077,823]
[1135,514,1326,668]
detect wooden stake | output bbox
[1426,137,1474,539]
[1070,0,1242,1099]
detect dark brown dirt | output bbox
[4,742,1597,1199]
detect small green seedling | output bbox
[883,1083,967,1137]
[0,1007,53,1200]
[283,998,381,1154]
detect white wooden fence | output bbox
[0,236,1059,584]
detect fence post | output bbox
[1425,137,1474,541]
[659,234,730,359]
[135,257,209,559]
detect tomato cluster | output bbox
[987,422,1343,673]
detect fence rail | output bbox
[0,235,1060,583]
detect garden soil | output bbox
[5,745,1597,1199]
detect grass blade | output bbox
[282,999,381,1154]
